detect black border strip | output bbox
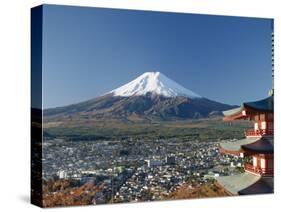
[31,5,43,208]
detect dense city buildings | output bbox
[42,136,246,206]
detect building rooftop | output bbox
[238,177,273,195]
[241,137,273,154]
[243,95,273,112]
[216,172,261,195]
[223,96,273,120]
[220,137,259,155]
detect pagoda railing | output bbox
[244,163,273,177]
[245,129,274,137]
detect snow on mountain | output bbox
[109,72,202,98]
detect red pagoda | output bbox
[217,20,274,195]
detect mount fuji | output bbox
[45,72,235,122]
[109,72,201,98]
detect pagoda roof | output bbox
[223,107,243,117]
[223,96,273,120]
[216,172,260,195]
[241,137,273,154]
[238,177,273,195]
[220,137,259,155]
[243,95,273,112]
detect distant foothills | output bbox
[44,72,236,122]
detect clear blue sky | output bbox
[41,4,273,108]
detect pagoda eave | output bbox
[219,137,259,156]
[223,114,246,121]
[216,173,261,195]
[238,177,273,195]
[223,96,273,121]
[241,137,274,154]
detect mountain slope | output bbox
[44,72,235,122]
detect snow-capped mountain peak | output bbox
[109,71,201,98]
